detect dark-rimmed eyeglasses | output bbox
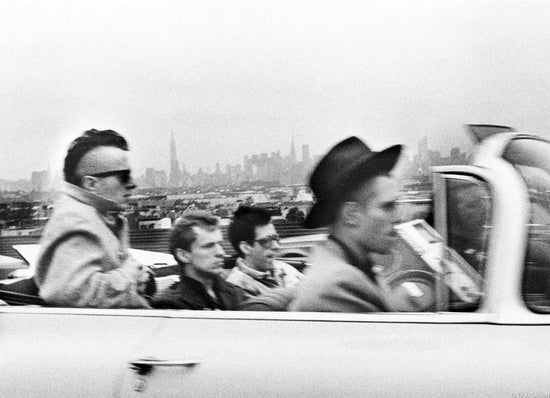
[254,234,280,249]
[90,169,132,185]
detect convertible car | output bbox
[1,126,550,397]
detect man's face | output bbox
[94,170,135,205]
[246,222,280,272]
[186,226,226,278]
[80,146,136,205]
[354,175,401,255]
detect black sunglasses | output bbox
[254,234,281,249]
[90,169,132,184]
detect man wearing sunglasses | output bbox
[35,129,155,308]
[226,205,303,297]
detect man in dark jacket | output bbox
[290,136,403,312]
[152,211,245,310]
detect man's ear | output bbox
[80,175,98,191]
[340,201,361,227]
[174,248,191,264]
[239,241,252,256]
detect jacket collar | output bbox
[236,257,274,280]
[326,235,377,282]
[63,182,126,214]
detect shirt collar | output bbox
[236,257,274,280]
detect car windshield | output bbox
[503,137,550,313]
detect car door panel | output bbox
[117,314,550,397]
[0,311,165,398]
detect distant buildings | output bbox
[168,132,190,187]
[31,170,50,192]
[2,135,469,194]
[405,137,469,179]
[0,134,468,233]
[242,139,310,185]
[139,136,314,189]
[143,168,168,189]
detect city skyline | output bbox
[143,133,470,189]
[0,122,473,183]
[4,1,550,182]
[1,134,468,193]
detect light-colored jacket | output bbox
[289,240,390,312]
[225,257,303,296]
[35,183,151,308]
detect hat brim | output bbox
[303,144,402,229]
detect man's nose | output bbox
[216,243,226,256]
[271,239,281,250]
[391,205,401,224]
[126,176,136,190]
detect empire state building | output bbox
[169,133,183,187]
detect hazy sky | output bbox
[3,0,550,180]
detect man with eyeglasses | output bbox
[226,205,303,297]
[35,129,155,308]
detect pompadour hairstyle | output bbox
[227,205,271,257]
[169,210,220,258]
[63,129,128,186]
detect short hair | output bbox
[63,129,129,186]
[329,173,394,228]
[169,211,220,258]
[228,205,271,256]
[345,172,391,204]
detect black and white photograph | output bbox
[2,0,550,396]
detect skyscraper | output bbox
[169,133,182,187]
[418,136,429,175]
[289,136,297,164]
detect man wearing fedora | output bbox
[290,136,402,312]
[35,129,155,308]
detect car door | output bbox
[115,159,546,397]
[0,307,165,398]
[115,311,550,397]
[116,160,550,397]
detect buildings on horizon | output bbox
[153,134,315,189]
[1,135,469,193]
[138,134,468,190]
[0,134,468,233]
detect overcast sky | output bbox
[3,0,550,180]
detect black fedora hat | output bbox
[303,136,402,229]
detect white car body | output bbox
[2,130,550,397]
